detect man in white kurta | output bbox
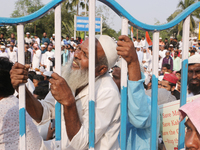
[142,47,151,68]
[0,45,9,58]
[9,46,17,63]
[10,35,121,150]
[44,46,54,71]
[136,46,143,63]
[32,45,41,70]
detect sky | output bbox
[0,0,180,32]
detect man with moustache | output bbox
[10,35,121,149]
[187,54,200,97]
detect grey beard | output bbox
[61,59,89,94]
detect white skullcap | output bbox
[95,35,118,69]
[26,32,30,34]
[169,44,173,47]
[7,44,10,47]
[43,71,53,77]
[170,36,173,39]
[52,34,55,36]
[41,45,45,48]
[1,45,5,49]
[188,54,200,64]
[194,37,197,40]
[71,37,74,38]
[136,46,141,48]
[159,37,162,39]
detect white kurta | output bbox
[0,52,9,58]
[159,50,167,69]
[136,50,144,63]
[36,73,121,150]
[0,95,53,150]
[9,51,17,63]
[44,51,54,71]
[32,49,41,70]
[142,52,151,67]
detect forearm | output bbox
[26,87,43,123]
[63,102,81,141]
[128,61,141,81]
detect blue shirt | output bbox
[119,73,160,150]
[64,39,71,45]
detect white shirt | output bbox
[44,51,55,71]
[135,41,143,47]
[9,51,17,63]
[136,50,143,63]
[36,73,121,150]
[25,37,32,44]
[159,50,167,69]
[0,95,53,150]
[142,52,151,67]
[35,38,40,45]
[141,40,145,47]
[32,49,41,70]
[0,52,9,58]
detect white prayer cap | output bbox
[41,45,45,48]
[169,44,173,47]
[52,34,55,36]
[95,35,118,69]
[26,32,30,34]
[43,71,53,77]
[194,37,197,40]
[136,46,141,48]
[159,37,162,40]
[71,37,74,38]
[170,36,173,39]
[188,54,200,64]
[7,44,10,47]
[1,45,5,49]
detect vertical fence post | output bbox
[178,15,190,150]
[17,24,26,150]
[151,31,159,150]
[88,0,96,149]
[120,17,128,150]
[55,4,62,150]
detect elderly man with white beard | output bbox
[10,35,121,150]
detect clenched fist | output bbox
[49,73,75,106]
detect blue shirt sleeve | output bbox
[127,73,151,128]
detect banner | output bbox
[76,16,101,32]
[159,94,200,150]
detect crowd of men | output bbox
[0,31,200,150]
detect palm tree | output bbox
[177,0,197,33]
[66,0,88,15]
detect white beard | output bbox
[62,59,89,94]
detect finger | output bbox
[25,64,30,70]
[116,46,129,52]
[10,74,28,81]
[118,35,131,42]
[11,79,28,86]
[12,63,26,70]
[117,40,127,47]
[49,78,56,84]
[51,72,61,80]
[10,69,28,76]
[52,128,55,132]
[48,123,51,129]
